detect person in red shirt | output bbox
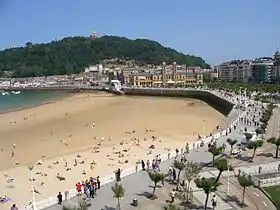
[76,182,82,196]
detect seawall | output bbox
[123,87,234,116]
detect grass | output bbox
[263,185,280,209]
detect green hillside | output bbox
[0,35,210,78]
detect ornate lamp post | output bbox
[227,163,230,196]
[28,164,37,210]
[203,120,206,138]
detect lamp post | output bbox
[227,163,230,196]
[28,164,37,210]
[203,120,206,138]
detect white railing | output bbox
[20,88,248,210]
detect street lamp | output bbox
[28,164,38,210]
[203,120,206,138]
[227,163,230,196]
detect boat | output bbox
[1,92,10,96]
[12,91,21,95]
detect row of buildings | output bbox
[111,62,205,86]
[84,62,208,86]
[216,50,280,83]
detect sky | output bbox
[0,0,279,65]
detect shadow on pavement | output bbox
[234,155,251,162]
[136,191,153,199]
[221,194,241,206]
[101,205,116,210]
[256,152,274,158]
[184,202,208,209]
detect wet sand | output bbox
[0,92,224,208]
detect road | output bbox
[267,107,280,138]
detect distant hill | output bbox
[0,35,210,78]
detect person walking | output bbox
[146,159,150,170]
[116,168,121,182]
[97,176,101,189]
[170,189,176,203]
[11,204,18,210]
[141,160,145,171]
[172,168,176,183]
[168,167,172,181]
[76,182,82,196]
[57,192,62,204]
[89,183,95,198]
[211,195,217,209]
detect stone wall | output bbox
[123,87,234,116]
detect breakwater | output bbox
[123,87,234,116]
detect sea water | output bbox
[0,90,68,113]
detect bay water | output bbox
[0,90,69,113]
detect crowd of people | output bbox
[56,175,101,204]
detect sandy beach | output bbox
[0,92,224,208]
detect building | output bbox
[130,72,203,86]
[121,62,203,87]
[251,57,274,83]
[90,30,98,38]
[217,60,252,82]
[218,61,238,82]
[273,49,280,83]
[120,68,143,85]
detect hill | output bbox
[0,36,210,78]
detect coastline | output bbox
[0,91,224,209]
[0,91,74,115]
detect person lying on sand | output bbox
[34,189,41,194]
[6,178,14,183]
[90,160,96,165]
[56,173,65,181]
[0,195,11,204]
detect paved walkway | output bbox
[46,104,277,210]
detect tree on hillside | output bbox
[147,171,165,197]
[246,140,263,162]
[174,160,186,189]
[213,158,229,183]
[195,177,220,210]
[237,175,254,206]
[111,182,125,210]
[226,138,237,156]
[208,145,222,166]
[0,36,210,78]
[267,137,280,158]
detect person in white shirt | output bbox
[211,194,217,209]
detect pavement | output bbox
[45,103,279,210]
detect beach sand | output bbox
[0,92,224,208]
